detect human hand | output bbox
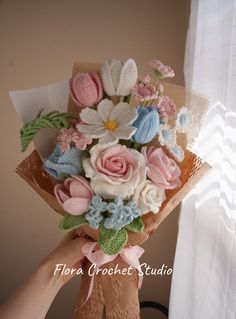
[0,232,90,319]
[42,232,89,288]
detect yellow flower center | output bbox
[104,120,118,131]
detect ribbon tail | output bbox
[137,265,143,289]
[74,266,95,311]
[120,245,145,289]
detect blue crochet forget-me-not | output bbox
[104,197,141,231]
[85,195,108,230]
[43,144,83,180]
[132,106,160,144]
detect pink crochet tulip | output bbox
[69,72,103,107]
[142,146,181,189]
[54,175,93,215]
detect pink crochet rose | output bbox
[69,72,103,107]
[83,144,146,199]
[57,128,92,152]
[54,175,93,215]
[142,146,181,189]
[149,59,175,78]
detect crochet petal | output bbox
[99,132,118,144]
[97,99,114,122]
[80,108,103,125]
[77,124,107,138]
[101,60,117,96]
[90,72,103,103]
[113,127,136,139]
[110,102,138,124]
[117,59,138,96]
[133,107,159,144]
[72,73,98,107]
[69,180,92,198]
[147,164,168,187]
[72,175,93,191]
[63,198,90,215]
[110,60,123,89]
[54,184,70,206]
[64,177,75,190]
[69,78,79,105]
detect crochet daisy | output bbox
[175,106,193,133]
[158,123,176,147]
[77,99,138,144]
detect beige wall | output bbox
[0,0,190,318]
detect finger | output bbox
[57,231,76,247]
[66,237,90,265]
[72,261,82,270]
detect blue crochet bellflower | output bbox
[132,106,160,144]
[43,144,83,180]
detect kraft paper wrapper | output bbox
[15,62,211,319]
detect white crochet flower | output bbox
[77,99,138,144]
[133,180,166,215]
[83,143,147,200]
[158,123,176,147]
[175,106,193,133]
[101,59,138,96]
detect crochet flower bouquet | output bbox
[12,59,210,319]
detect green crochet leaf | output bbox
[58,173,71,181]
[59,214,88,232]
[125,217,144,233]
[20,110,76,152]
[98,224,128,255]
[123,93,131,103]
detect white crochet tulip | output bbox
[101,59,138,96]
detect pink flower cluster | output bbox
[132,74,163,103]
[149,59,175,78]
[57,128,92,152]
[132,83,159,102]
[156,96,176,119]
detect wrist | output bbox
[37,257,64,292]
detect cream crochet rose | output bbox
[83,143,146,199]
[133,180,166,215]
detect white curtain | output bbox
[169,1,236,319]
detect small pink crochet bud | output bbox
[69,72,103,107]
